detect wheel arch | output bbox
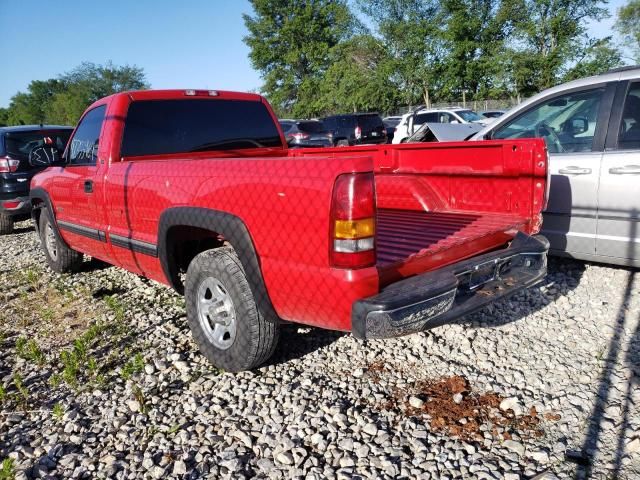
[157,207,280,321]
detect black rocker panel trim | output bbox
[110,233,158,257]
[57,220,106,243]
[157,207,280,321]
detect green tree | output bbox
[3,62,148,126]
[510,0,610,95]
[319,35,398,114]
[616,0,640,62]
[359,0,444,108]
[563,37,623,81]
[243,0,358,116]
[439,0,523,101]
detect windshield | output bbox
[357,115,383,129]
[456,110,485,122]
[297,121,328,133]
[4,130,72,160]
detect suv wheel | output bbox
[185,247,280,372]
[39,208,83,273]
[0,213,13,235]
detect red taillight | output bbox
[2,200,21,209]
[330,172,376,268]
[0,157,20,173]
[354,126,362,140]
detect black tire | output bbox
[336,139,349,147]
[185,247,280,372]
[0,213,13,235]
[39,208,83,273]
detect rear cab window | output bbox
[120,99,283,157]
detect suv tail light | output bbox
[330,172,376,268]
[0,157,20,173]
[354,126,362,140]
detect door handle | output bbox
[558,166,592,175]
[84,180,93,193]
[609,165,640,175]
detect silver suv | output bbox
[472,66,640,268]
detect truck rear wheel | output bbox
[39,208,83,273]
[0,213,13,235]
[185,247,280,372]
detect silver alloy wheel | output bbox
[197,276,237,350]
[45,223,58,261]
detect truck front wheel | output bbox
[39,208,83,273]
[185,247,280,372]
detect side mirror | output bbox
[569,117,588,135]
[29,146,61,168]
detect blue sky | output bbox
[0,0,631,108]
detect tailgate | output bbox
[291,139,548,284]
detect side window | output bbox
[338,116,355,129]
[493,88,604,153]
[67,105,106,166]
[619,83,640,150]
[439,113,455,123]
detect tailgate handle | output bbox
[609,165,640,175]
[84,180,93,193]
[558,166,592,175]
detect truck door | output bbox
[598,80,640,263]
[491,85,614,256]
[52,105,108,260]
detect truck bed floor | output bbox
[376,209,526,267]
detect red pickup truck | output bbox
[29,89,549,372]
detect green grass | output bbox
[104,295,125,321]
[52,403,64,422]
[15,337,45,365]
[121,353,145,381]
[12,373,28,407]
[0,458,15,480]
[0,385,6,404]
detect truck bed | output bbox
[376,208,526,285]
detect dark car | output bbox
[383,118,401,144]
[279,120,333,148]
[479,110,506,119]
[321,113,387,146]
[0,125,73,234]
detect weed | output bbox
[0,458,15,480]
[104,295,125,321]
[41,307,55,322]
[87,357,98,376]
[132,384,147,414]
[49,374,62,388]
[52,403,65,421]
[23,268,39,287]
[0,385,5,404]
[16,338,45,365]
[121,353,145,381]
[12,373,28,406]
[60,350,80,387]
[168,423,181,435]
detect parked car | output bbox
[383,118,401,143]
[279,120,332,148]
[30,89,548,371]
[405,122,484,143]
[480,110,506,119]
[322,113,387,146]
[0,125,73,234]
[471,66,640,268]
[393,107,491,144]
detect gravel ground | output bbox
[1,220,639,480]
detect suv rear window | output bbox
[297,121,327,133]
[121,99,283,157]
[4,130,71,160]
[356,115,383,129]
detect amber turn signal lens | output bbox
[334,218,375,239]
